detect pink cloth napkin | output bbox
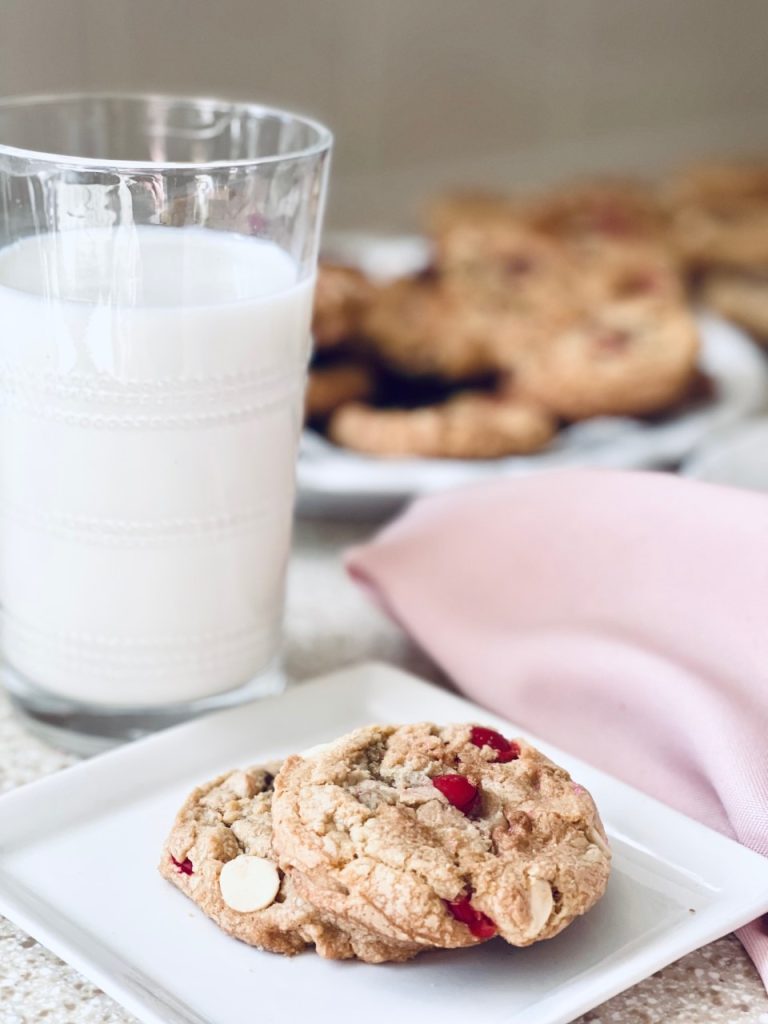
[346,469,768,984]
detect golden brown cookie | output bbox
[363,258,577,381]
[576,240,686,307]
[700,269,768,340]
[665,161,768,270]
[426,190,519,240]
[666,160,768,206]
[312,263,373,349]
[515,300,700,420]
[362,277,502,379]
[160,763,422,962]
[272,724,611,950]
[525,179,668,244]
[436,221,579,307]
[328,391,556,459]
[305,363,376,420]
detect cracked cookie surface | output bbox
[160,762,422,962]
[271,724,611,950]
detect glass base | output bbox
[2,660,286,757]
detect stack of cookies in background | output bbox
[160,723,611,963]
[308,160,768,461]
[669,164,768,341]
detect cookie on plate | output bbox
[272,724,611,950]
[312,263,373,350]
[436,221,579,309]
[666,161,768,207]
[160,762,423,962]
[514,300,700,421]
[665,161,768,271]
[524,179,668,245]
[305,362,377,420]
[328,391,556,459]
[362,277,503,379]
[425,190,520,240]
[363,271,574,381]
[574,240,685,307]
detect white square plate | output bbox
[1,662,767,1024]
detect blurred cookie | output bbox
[328,390,556,459]
[363,265,576,381]
[436,220,577,299]
[312,263,373,349]
[666,161,768,270]
[438,225,582,361]
[578,240,686,306]
[426,190,519,240]
[362,277,500,379]
[700,270,768,340]
[160,762,422,963]
[515,301,700,420]
[666,161,768,206]
[272,723,611,949]
[525,179,668,244]
[305,363,376,419]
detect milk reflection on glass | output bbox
[0,226,313,706]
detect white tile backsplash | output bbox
[1,0,767,228]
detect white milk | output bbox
[0,226,313,706]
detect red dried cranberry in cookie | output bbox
[505,255,534,276]
[171,855,194,876]
[445,894,498,939]
[469,726,520,763]
[593,206,632,237]
[620,272,658,297]
[432,773,479,814]
[593,329,632,356]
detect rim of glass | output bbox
[0,91,333,171]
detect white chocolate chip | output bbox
[224,771,257,799]
[299,741,334,759]
[219,855,280,913]
[526,878,554,936]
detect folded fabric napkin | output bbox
[346,469,768,985]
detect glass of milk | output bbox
[0,93,332,751]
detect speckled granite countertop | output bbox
[1,518,767,1024]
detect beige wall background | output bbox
[1,0,767,229]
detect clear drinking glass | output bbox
[0,93,332,752]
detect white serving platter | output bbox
[1,662,767,1024]
[298,313,768,516]
[299,232,768,516]
[683,417,768,493]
